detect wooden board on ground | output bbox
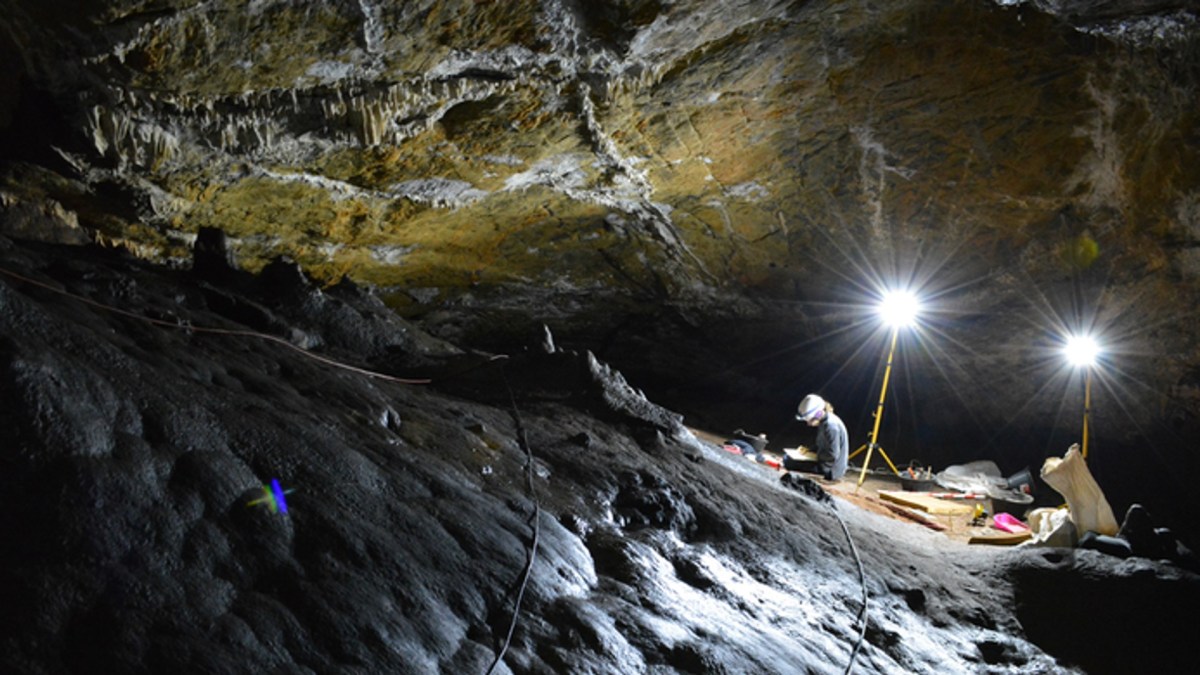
[878,490,976,515]
[968,530,1033,546]
[881,502,948,531]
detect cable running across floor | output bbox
[484,365,542,675]
[0,264,430,385]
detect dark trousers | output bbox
[782,456,829,478]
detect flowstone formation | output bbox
[2,1,1200,537]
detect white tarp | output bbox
[935,460,1033,503]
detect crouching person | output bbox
[785,394,849,481]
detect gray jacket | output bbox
[815,411,849,479]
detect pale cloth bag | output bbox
[1040,444,1119,536]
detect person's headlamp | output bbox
[797,408,823,423]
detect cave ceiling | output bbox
[2,0,1200,466]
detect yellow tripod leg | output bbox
[858,326,900,489]
[873,445,902,476]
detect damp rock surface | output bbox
[3,236,1199,674]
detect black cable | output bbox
[4,261,550,669]
[484,366,542,675]
[0,264,430,384]
[828,502,869,674]
[6,259,864,668]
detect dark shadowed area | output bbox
[3,0,1200,672]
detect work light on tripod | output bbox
[852,289,922,488]
[1064,333,1102,460]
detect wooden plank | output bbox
[878,490,975,515]
[881,502,948,531]
[968,530,1033,546]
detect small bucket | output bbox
[992,494,1034,518]
[1005,467,1034,495]
[900,476,939,492]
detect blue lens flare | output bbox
[247,478,295,515]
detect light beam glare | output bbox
[878,289,921,328]
[801,216,891,300]
[1088,363,1183,482]
[916,322,989,363]
[815,328,899,394]
[985,363,1080,448]
[1064,334,1101,367]
[717,314,880,374]
[904,327,992,433]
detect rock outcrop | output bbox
[3,4,1200,667]
[2,1,1198,451]
[4,233,1199,674]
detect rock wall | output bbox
[5,233,1199,674]
[1,1,1199,494]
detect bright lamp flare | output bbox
[1064,334,1101,367]
[878,289,921,328]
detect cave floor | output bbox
[689,426,1026,547]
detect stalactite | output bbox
[357,0,386,55]
[307,74,522,148]
[86,105,179,170]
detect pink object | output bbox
[992,512,1030,534]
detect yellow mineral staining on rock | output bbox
[1,0,1195,312]
[1059,233,1101,271]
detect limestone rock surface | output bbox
[4,234,1199,674]
[3,0,1200,608]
